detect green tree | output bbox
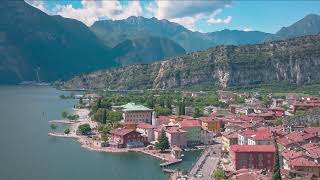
[160,98,165,108]
[97,98,102,108]
[155,106,171,116]
[235,96,245,104]
[64,128,70,134]
[50,123,57,130]
[155,130,170,152]
[193,107,202,118]
[100,133,108,142]
[78,124,91,135]
[61,111,68,119]
[67,114,79,120]
[212,168,225,180]
[107,111,122,122]
[178,100,186,115]
[262,96,272,108]
[102,109,107,124]
[92,108,105,123]
[166,99,172,110]
[147,97,155,109]
[272,143,282,180]
[79,97,83,105]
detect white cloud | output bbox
[25,0,48,13]
[207,16,232,24]
[53,0,143,26]
[243,28,254,32]
[171,16,199,31]
[27,0,233,31]
[147,1,232,31]
[151,0,231,19]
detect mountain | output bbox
[266,14,320,41]
[0,0,117,84]
[91,16,275,52]
[64,34,320,90]
[112,36,185,66]
[91,16,213,52]
[208,29,271,45]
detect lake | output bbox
[0,86,200,180]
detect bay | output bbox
[0,86,199,180]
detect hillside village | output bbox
[49,90,320,180]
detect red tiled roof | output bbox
[119,121,138,126]
[137,122,154,129]
[222,131,239,139]
[110,128,135,136]
[178,119,201,128]
[269,107,285,111]
[230,145,276,153]
[292,103,320,107]
[302,143,319,150]
[250,133,273,141]
[281,149,304,160]
[306,146,320,159]
[156,116,170,121]
[289,157,320,167]
[304,127,320,135]
[154,126,186,134]
[166,127,187,134]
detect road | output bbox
[189,141,222,180]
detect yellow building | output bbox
[222,131,238,152]
[198,117,221,132]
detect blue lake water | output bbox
[0,86,199,180]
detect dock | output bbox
[48,132,78,138]
[163,168,177,173]
[49,120,80,124]
[160,159,182,167]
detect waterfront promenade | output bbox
[189,142,222,180]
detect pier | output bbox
[49,120,80,124]
[48,132,78,138]
[163,168,177,173]
[160,159,182,167]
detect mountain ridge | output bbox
[64,34,320,90]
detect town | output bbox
[49,89,320,180]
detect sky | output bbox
[26,0,320,33]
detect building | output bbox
[178,119,202,146]
[154,126,187,148]
[198,117,221,133]
[109,128,147,148]
[281,149,304,170]
[238,129,273,145]
[114,103,154,124]
[200,129,214,145]
[222,131,238,151]
[287,157,320,177]
[152,116,170,126]
[230,145,275,170]
[136,122,155,142]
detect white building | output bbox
[113,103,154,124]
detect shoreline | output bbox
[48,132,179,163]
[49,108,179,164]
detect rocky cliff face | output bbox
[65,34,320,90]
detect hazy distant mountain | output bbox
[112,36,185,66]
[91,16,213,52]
[0,0,117,84]
[91,16,276,52]
[266,14,320,41]
[208,29,271,45]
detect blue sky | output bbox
[26,0,320,33]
